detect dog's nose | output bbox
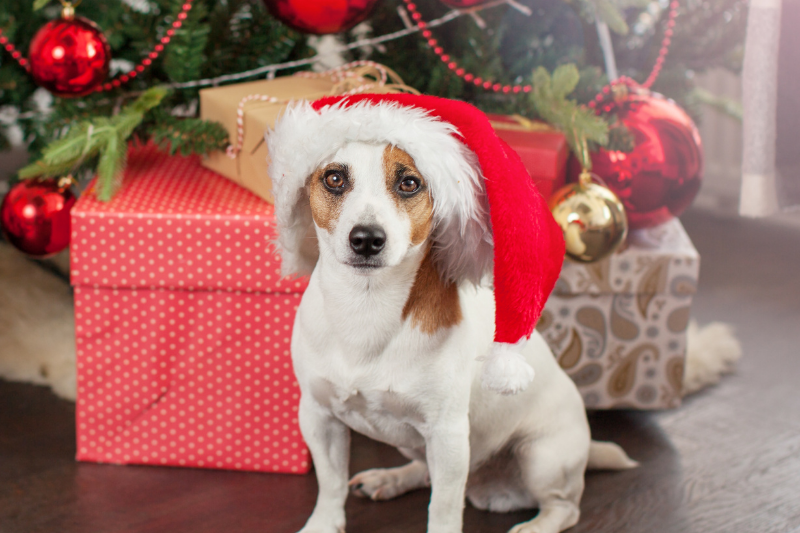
[349,225,386,257]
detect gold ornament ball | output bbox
[549,178,628,263]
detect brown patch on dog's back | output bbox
[307,163,351,231]
[383,145,433,246]
[403,247,462,334]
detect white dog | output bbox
[266,95,635,533]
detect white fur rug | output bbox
[0,243,76,400]
[0,242,741,402]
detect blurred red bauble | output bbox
[575,90,704,230]
[28,14,111,97]
[263,0,379,34]
[0,177,76,258]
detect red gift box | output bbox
[488,114,568,199]
[70,144,310,474]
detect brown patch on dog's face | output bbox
[382,145,433,246]
[402,246,462,334]
[307,162,352,231]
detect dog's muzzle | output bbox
[349,225,386,257]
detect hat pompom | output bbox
[479,340,535,395]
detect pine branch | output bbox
[149,117,229,156]
[17,87,168,199]
[17,158,84,180]
[595,0,629,34]
[40,119,112,165]
[163,1,211,83]
[529,65,610,170]
[96,133,127,202]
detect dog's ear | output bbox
[275,185,319,277]
[425,142,494,286]
[265,102,324,277]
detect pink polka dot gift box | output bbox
[70,144,310,474]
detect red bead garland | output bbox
[588,0,679,109]
[403,0,532,94]
[0,30,30,70]
[403,0,679,99]
[0,0,193,94]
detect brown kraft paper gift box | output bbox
[200,64,415,203]
[200,75,339,204]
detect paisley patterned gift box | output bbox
[538,220,699,409]
[70,145,310,473]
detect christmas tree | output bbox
[0,0,747,197]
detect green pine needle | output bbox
[150,117,229,157]
[40,119,111,166]
[32,0,50,11]
[163,2,210,84]
[530,65,610,170]
[596,0,630,35]
[96,133,127,202]
[130,86,170,116]
[18,87,169,201]
[18,158,83,180]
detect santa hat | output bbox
[265,94,565,395]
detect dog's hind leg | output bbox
[349,459,429,501]
[508,435,587,533]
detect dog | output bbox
[266,96,636,533]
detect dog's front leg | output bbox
[426,418,470,533]
[298,396,351,533]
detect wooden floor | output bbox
[2,209,800,533]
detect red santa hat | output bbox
[266,93,565,395]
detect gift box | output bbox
[200,69,566,204]
[200,64,413,204]
[538,219,699,409]
[200,75,336,204]
[487,114,569,199]
[70,144,310,474]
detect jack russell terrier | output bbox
[265,94,636,533]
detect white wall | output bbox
[694,69,800,227]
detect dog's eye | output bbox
[399,177,421,194]
[324,171,346,190]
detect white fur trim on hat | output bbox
[265,99,493,284]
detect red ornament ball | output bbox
[0,177,76,257]
[579,91,704,230]
[263,0,379,34]
[28,16,111,97]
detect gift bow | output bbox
[226,61,418,160]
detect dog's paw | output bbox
[349,464,428,501]
[297,519,345,533]
[349,468,406,500]
[508,522,559,533]
[508,524,543,533]
[297,508,346,533]
[297,527,344,533]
